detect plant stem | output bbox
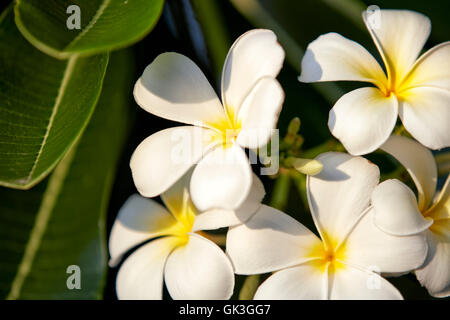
[269,171,291,210]
[238,274,261,300]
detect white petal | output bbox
[221,29,284,117]
[164,233,234,300]
[328,265,403,300]
[328,87,398,155]
[381,135,437,210]
[307,152,379,245]
[116,237,179,300]
[399,86,450,150]
[192,173,265,231]
[130,126,218,197]
[109,194,178,267]
[134,52,225,128]
[226,205,322,275]
[345,207,428,273]
[190,144,252,211]
[415,230,450,298]
[372,179,432,236]
[363,9,431,86]
[425,175,450,221]
[401,41,450,91]
[236,77,284,149]
[299,32,387,88]
[160,168,197,224]
[254,262,327,300]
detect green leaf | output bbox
[0,50,133,299]
[0,6,109,189]
[15,0,165,59]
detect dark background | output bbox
[1,0,448,300]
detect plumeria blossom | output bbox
[227,152,427,299]
[131,29,285,212]
[109,170,265,300]
[299,9,450,155]
[372,135,449,297]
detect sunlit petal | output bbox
[134,52,225,128]
[328,87,398,155]
[221,29,284,118]
[299,32,387,88]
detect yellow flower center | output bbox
[207,106,242,147]
[166,198,197,245]
[376,68,415,100]
[308,234,347,274]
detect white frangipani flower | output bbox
[108,171,265,300]
[131,29,285,211]
[299,9,450,155]
[227,152,428,299]
[372,135,449,297]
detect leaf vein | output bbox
[25,55,78,184]
[64,0,111,51]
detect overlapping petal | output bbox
[307,152,379,246]
[381,135,437,210]
[236,77,284,149]
[299,32,387,88]
[425,175,450,221]
[192,174,265,231]
[160,168,197,225]
[328,265,403,300]
[108,194,178,267]
[344,207,428,273]
[116,237,180,300]
[363,9,431,86]
[221,29,284,117]
[226,205,322,275]
[371,179,432,236]
[399,86,450,150]
[134,52,226,128]
[130,126,218,197]
[190,144,252,211]
[254,263,327,300]
[328,87,398,155]
[400,42,450,91]
[164,233,234,300]
[415,230,450,297]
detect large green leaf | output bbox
[0,6,108,189]
[0,50,133,299]
[15,0,165,59]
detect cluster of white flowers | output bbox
[109,9,449,300]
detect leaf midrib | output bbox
[25,55,78,185]
[63,0,111,52]
[6,146,77,300]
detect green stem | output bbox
[291,171,309,211]
[269,171,291,210]
[229,0,343,103]
[238,274,261,300]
